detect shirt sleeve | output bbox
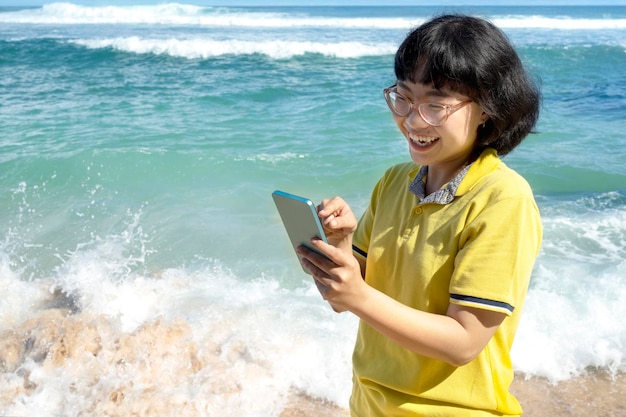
[449,194,542,316]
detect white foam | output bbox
[237,152,307,163]
[0,217,356,415]
[494,16,626,30]
[70,37,397,59]
[0,2,417,28]
[1,3,625,31]
[2,188,625,414]
[1,283,355,415]
[0,251,52,330]
[513,261,626,381]
[540,194,626,267]
[512,198,626,381]
[1,2,209,25]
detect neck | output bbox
[425,161,469,195]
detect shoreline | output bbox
[281,371,626,417]
[1,309,623,417]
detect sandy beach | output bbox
[1,308,624,416]
[510,372,626,417]
[281,371,626,417]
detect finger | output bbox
[301,257,322,278]
[298,242,341,278]
[320,200,355,231]
[314,277,330,299]
[297,243,328,263]
[307,238,350,268]
[317,197,345,218]
[310,261,338,286]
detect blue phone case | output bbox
[272,190,329,274]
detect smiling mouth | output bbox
[409,134,439,147]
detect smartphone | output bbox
[272,190,328,274]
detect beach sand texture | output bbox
[281,372,626,416]
[1,309,623,417]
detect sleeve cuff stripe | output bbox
[450,294,514,314]
[352,244,367,258]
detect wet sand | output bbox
[1,308,623,417]
[510,371,626,417]
[281,371,626,417]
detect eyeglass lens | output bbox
[387,91,446,126]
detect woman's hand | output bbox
[317,196,357,253]
[297,238,365,313]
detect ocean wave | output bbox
[511,194,626,381]
[1,3,626,30]
[236,152,308,163]
[493,16,626,30]
[0,2,420,28]
[0,234,356,415]
[514,260,626,380]
[70,36,397,59]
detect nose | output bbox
[404,107,430,129]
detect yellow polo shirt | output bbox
[351,149,542,417]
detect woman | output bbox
[298,14,542,417]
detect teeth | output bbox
[410,134,438,146]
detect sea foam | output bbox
[513,194,626,381]
[1,3,625,31]
[0,231,356,416]
[70,37,398,59]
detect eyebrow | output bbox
[426,89,451,98]
[396,81,452,99]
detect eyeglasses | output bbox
[383,85,473,127]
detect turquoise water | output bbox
[1,4,625,415]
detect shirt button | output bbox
[413,207,423,215]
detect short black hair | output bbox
[394,14,541,155]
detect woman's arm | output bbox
[298,239,505,367]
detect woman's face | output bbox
[392,80,488,176]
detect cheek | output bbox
[392,114,406,130]
[440,118,479,145]
[452,109,483,140]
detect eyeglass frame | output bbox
[383,85,473,127]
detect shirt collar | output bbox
[408,148,500,204]
[409,164,471,204]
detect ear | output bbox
[480,111,490,124]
